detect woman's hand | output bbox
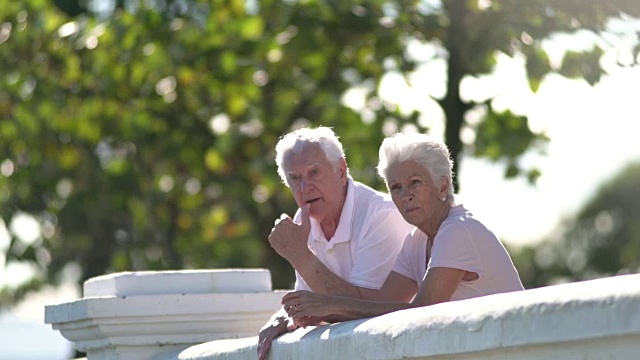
[281,290,335,321]
[293,315,324,328]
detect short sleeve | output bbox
[348,208,409,289]
[294,270,311,291]
[391,233,415,280]
[428,222,481,275]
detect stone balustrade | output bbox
[46,271,640,360]
[44,269,284,360]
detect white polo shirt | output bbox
[294,177,412,291]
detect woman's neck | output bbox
[422,203,453,241]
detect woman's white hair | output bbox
[377,132,455,199]
[275,126,347,187]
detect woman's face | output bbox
[386,160,442,230]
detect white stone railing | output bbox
[44,269,284,360]
[46,271,640,360]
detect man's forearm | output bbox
[290,252,362,298]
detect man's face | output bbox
[285,144,347,223]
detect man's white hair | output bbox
[275,126,347,187]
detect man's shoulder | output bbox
[351,179,394,207]
[350,180,404,227]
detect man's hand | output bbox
[257,315,297,360]
[268,203,312,263]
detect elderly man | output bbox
[258,127,412,360]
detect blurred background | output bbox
[1,0,639,358]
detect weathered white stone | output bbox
[47,271,640,360]
[83,269,272,297]
[45,269,284,360]
[162,274,640,360]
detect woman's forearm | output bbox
[283,290,415,323]
[328,297,413,322]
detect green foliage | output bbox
[560,47,606,85]
[560,162,640,278]
[523,44,552,92]
[0,0,638,307]
[472,104,548,182]
[0,0,420,306]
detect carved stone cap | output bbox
[83,268,272,297]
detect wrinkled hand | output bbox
[282,290,335,321]
[292,315,324,328]
[257,316,298,360]
[268,203,312,263]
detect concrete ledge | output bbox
[164,274,640,360]
[84,269,272,297]
[45,269,284,360]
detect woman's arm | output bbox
[410,267,467,307]
[282,267,468,323]
[282,290,413,322]
[376,271,419,302]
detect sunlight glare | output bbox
[9,213,40,245]
[209,113,230,135]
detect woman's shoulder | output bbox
[439,205,503,250]
[436,205,493,241]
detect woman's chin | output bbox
[402,211,422,225]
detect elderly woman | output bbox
[282,132,523,323]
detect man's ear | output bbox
[339,158,348,183]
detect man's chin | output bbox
[308,206,323,220]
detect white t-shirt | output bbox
[294,177,412,291]
[392,204,523,301]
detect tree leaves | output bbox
[0,0,638,308]
[523,43,552,92]
[559,47,605,85]
[472,104,548,182]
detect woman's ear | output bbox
[439,176,449,198]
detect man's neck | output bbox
[321,180,349,241]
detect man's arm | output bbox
[269,205,366,297]
[271,205,409,300]
[288,252,381,299]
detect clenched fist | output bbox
[268,203,312,263]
